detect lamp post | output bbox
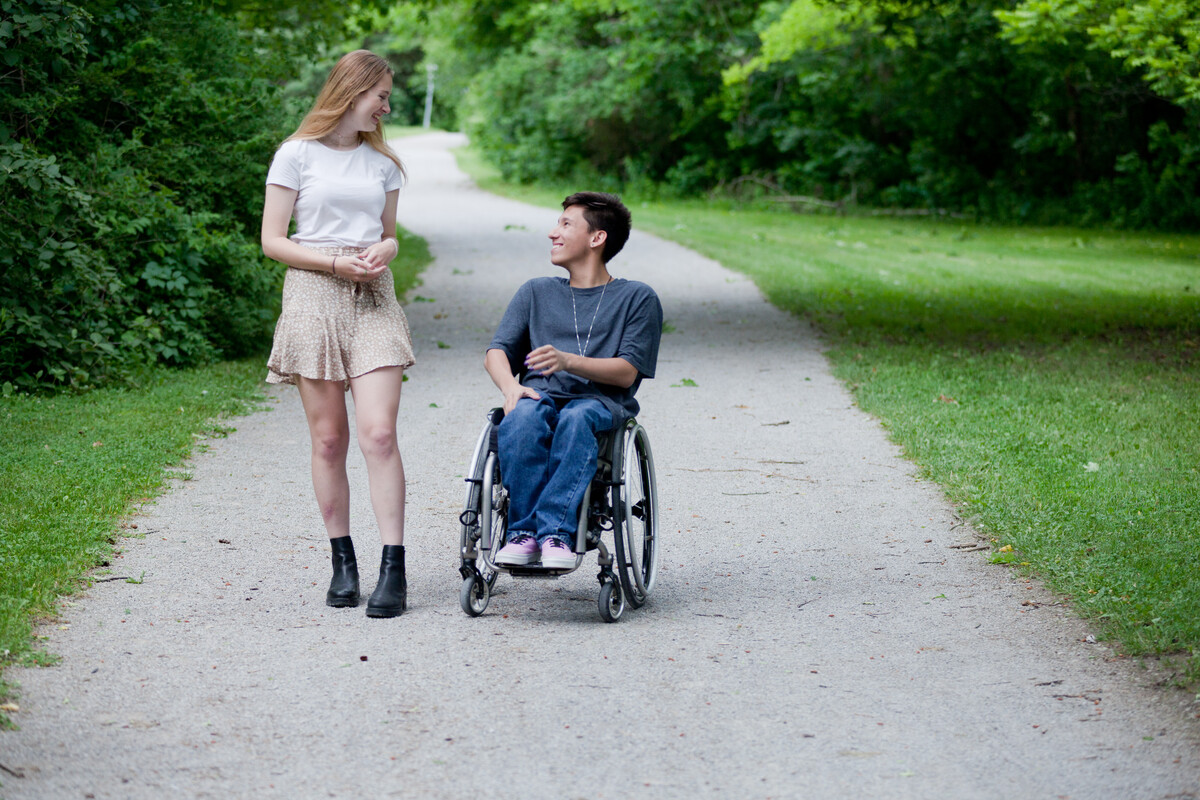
[422,63,438,129]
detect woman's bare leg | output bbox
[297,378,352,540]
[348,366,406,546]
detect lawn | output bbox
[0,358,268,720]
[457,150,1200,682]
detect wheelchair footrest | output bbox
[504,564,578,580]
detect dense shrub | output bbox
[0,0,290,391]
[453,0,1200,229]
[464,0,760,189]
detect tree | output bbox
[460,0,761,188]
[715,0,1198,225]
[0,0,298,390]
[996,0,1200,107]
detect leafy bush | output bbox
[0,0,291,392]
[464,0,760,188]
[718,0,1200,226]
[451,0,1200,229]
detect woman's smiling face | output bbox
[346,74,392,132]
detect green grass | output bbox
[455,148,1200,682]
[0,358,268,722]
[384,124,444,141]
[392,222,433,298]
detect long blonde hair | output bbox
[289,50,405,177]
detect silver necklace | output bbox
[570,277,612,357]
[323,131,358,147]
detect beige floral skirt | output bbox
[266,246,416,388]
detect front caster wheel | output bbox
[598,580,625,623]
[460,574,490,617]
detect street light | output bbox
[422,63,438,129]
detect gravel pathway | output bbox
[2,132,1197,799]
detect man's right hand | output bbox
[502,385,540,416]
[486,347,541,414]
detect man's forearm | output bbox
[521,343,637,388]
[485,348,521,392]
[559,353,638,388]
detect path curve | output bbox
[2,133,1197,799]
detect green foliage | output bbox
[0,0,90,100]
[715,0,1200,227]
[452,0,1200,229]
[0,0,292,391]
[997,0,1200,107]
[211,0,392,31]
[0,0,450,392]
[463,0,761,190]
[724,0,897,84]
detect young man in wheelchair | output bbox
[484,192,662,569]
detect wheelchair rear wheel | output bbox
[613,422,659,608]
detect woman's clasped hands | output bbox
[336,238,398,281]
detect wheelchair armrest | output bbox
[486,407,505,455]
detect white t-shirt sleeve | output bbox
[265,140,303,190]
[384,159,403,193]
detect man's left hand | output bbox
[525,344,571,377]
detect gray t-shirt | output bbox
[489,276,663,424]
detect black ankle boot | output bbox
[366,544,407,618]
[326,536,360,608]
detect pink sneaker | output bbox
[496,533,539,565]
[539,537,576,569]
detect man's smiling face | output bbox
[548,205,600,268]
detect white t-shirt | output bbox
[266,139,404,249]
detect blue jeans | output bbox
[497,396,613,544]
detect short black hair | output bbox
[562,192,632,263]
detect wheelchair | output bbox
[457,407,660,622]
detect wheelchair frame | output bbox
[458,408,659,622]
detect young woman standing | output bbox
[261,50,414,618]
